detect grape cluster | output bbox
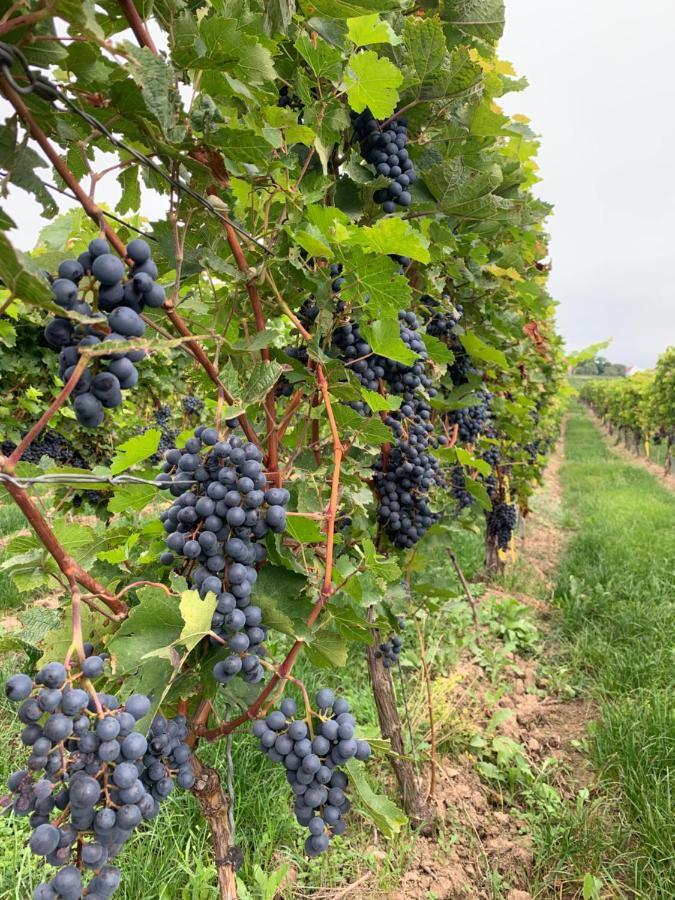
[374,621,404,668]
[481,445,501,469]
[277,85,303,112]
[424,297,464,339]
[351,109,416,212]
[487,501,517,550]
[157,426,289,687]
[72,491,105,509]
[5,654,193,899]
[44,238,163,429]
[444,390,492,444]
[252,691,370,857]
[1,432,86,468]
[182,395,204,417]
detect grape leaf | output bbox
[343,51,403,119]
[361,319,418,365]
[345,218,430,262]
[108,587,183,676]
[460,332,508,369]
[346,758,408,837]
[109,430,161,475]
[306,627,348,668]
[178,590,218,653]
[347,14,400,46]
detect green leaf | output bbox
[362,538,401,582]
[0,232,54,308]
[339,253,411,319]
[108,587,182,677]
[424,158,503,218]
[107,482,157,514]
[129,47,176,134]
[301,0,401,17]
[177,590,218,653]
[403,16,447,85]
[345,758,408,837]
[460,332,508,369]
[254,566,311,639]
[285,516,325,543]
[464,477,493,511]
[441,0,505,42]
[455,447,491,476]
[241,361,285,405]
[305,627,348,668]
[358,387,401,412]
[294,33,343,80]
[109,430,161,475]
[421,332,455,365]
[345,218,430,262]
[361,319,418,365]
[332,404,393,444]
[294,224,334,259]
[343,51,403,119]
[347,14,399,46]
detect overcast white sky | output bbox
[3,2,673,367]
[500,0,675,368]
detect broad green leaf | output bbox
[107,482,157,514]
[108,587,182,676]
[359,387,401,412]
[362,538,401,582]
[339,253,411,318]
[301,0,401,17]
[460,332,508,369]
[129,47,176,134]
[347,14,399,46]
[346,758,408,837]
[456,446,491,476]
[285,515,325,543]
[421,332,455,365]
[343,51,403,119]
[241,361,285,405]
[424,158,503,217]
[254,566,311,639]
[305,627,348,668]
[345,218,430,262]
[441,0,505,42]
[294,224,334,259]
[331,404,393,444]
[0,232,54,308]
[403,16,447,84]
[109,430,161,475]
[294,33,343,80]
[361,319,418,365]
[464,477,492,510]
[178,590,218,653]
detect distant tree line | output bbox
[573,356,627,376]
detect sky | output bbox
[3,2,674,368]
[499,0,675,368]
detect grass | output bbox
[532,404,675,898]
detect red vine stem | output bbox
[0,469,127,616]
[0,9,51,38]
[115,0,157,53]
[6,354,90,469]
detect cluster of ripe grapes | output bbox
[450,466,473,510]
[486,501,518,550]
[182,395,204,417]
[444,390,492,444]
[423,296,464,340]
[277,85,303,113]
[157,426,289,687]
[44,238,164,428]
[253,691,370,857]
[5,653,193,899]
[351,109,416,211]
[1,431,86,468]
[374,620,405,668]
